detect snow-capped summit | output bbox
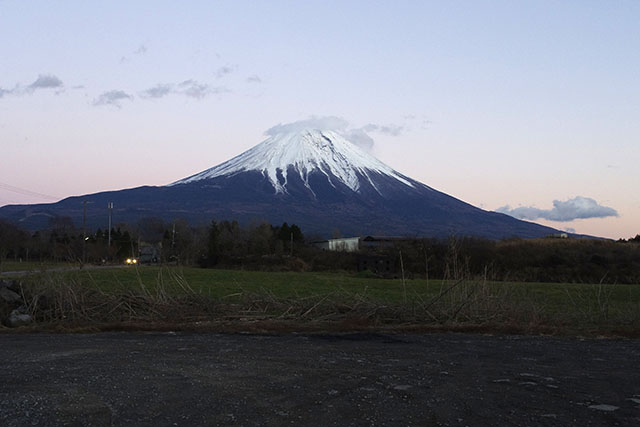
[171,128,415,194]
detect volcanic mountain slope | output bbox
[0,127,560,239]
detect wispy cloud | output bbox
[246,74,262,83]
[362,123,404,136]
[403,114,432,129]
[140,80,229,100]
[178,80,211,98]
[353,122,404,149]
[496,197,619,222]
[214,65,235,79]
[92,90,133,108]
[178,80,228,98]
[27,74,63,91]
[140,83,174,99]
[0,74,64,97]
[121,45,148,63]
[134,44,147,55]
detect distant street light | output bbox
[82,200,94,265]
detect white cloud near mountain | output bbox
[344,128,375,151]
[265,116,350,136]
[496,197,619,222]
[264,116,404,152]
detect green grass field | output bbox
[6,264,640,334]
[0,260,71,273]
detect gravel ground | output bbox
[1,332,639,426]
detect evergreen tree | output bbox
[290,224,304,243]
[206,220,220,266]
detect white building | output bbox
[312,237,361,252]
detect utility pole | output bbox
[290,232,293,257]
[107,202,113,248]
[82,200,87,265]
[171,221,176,248]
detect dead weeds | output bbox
[3,267,638,337]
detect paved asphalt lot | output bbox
[1,331,639,426]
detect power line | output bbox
[0,181,59,200]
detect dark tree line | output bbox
[1,216,639,283]
[364,236,640,284]
[203,220,304,267]
[0,218,137,266]
[0,216,306,268]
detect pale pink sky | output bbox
[1,1,638,239]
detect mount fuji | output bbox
[0,124,560,238]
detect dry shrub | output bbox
[21,269,217,326]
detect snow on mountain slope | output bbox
[171,128,417,195]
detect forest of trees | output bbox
[0,217,639,284]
